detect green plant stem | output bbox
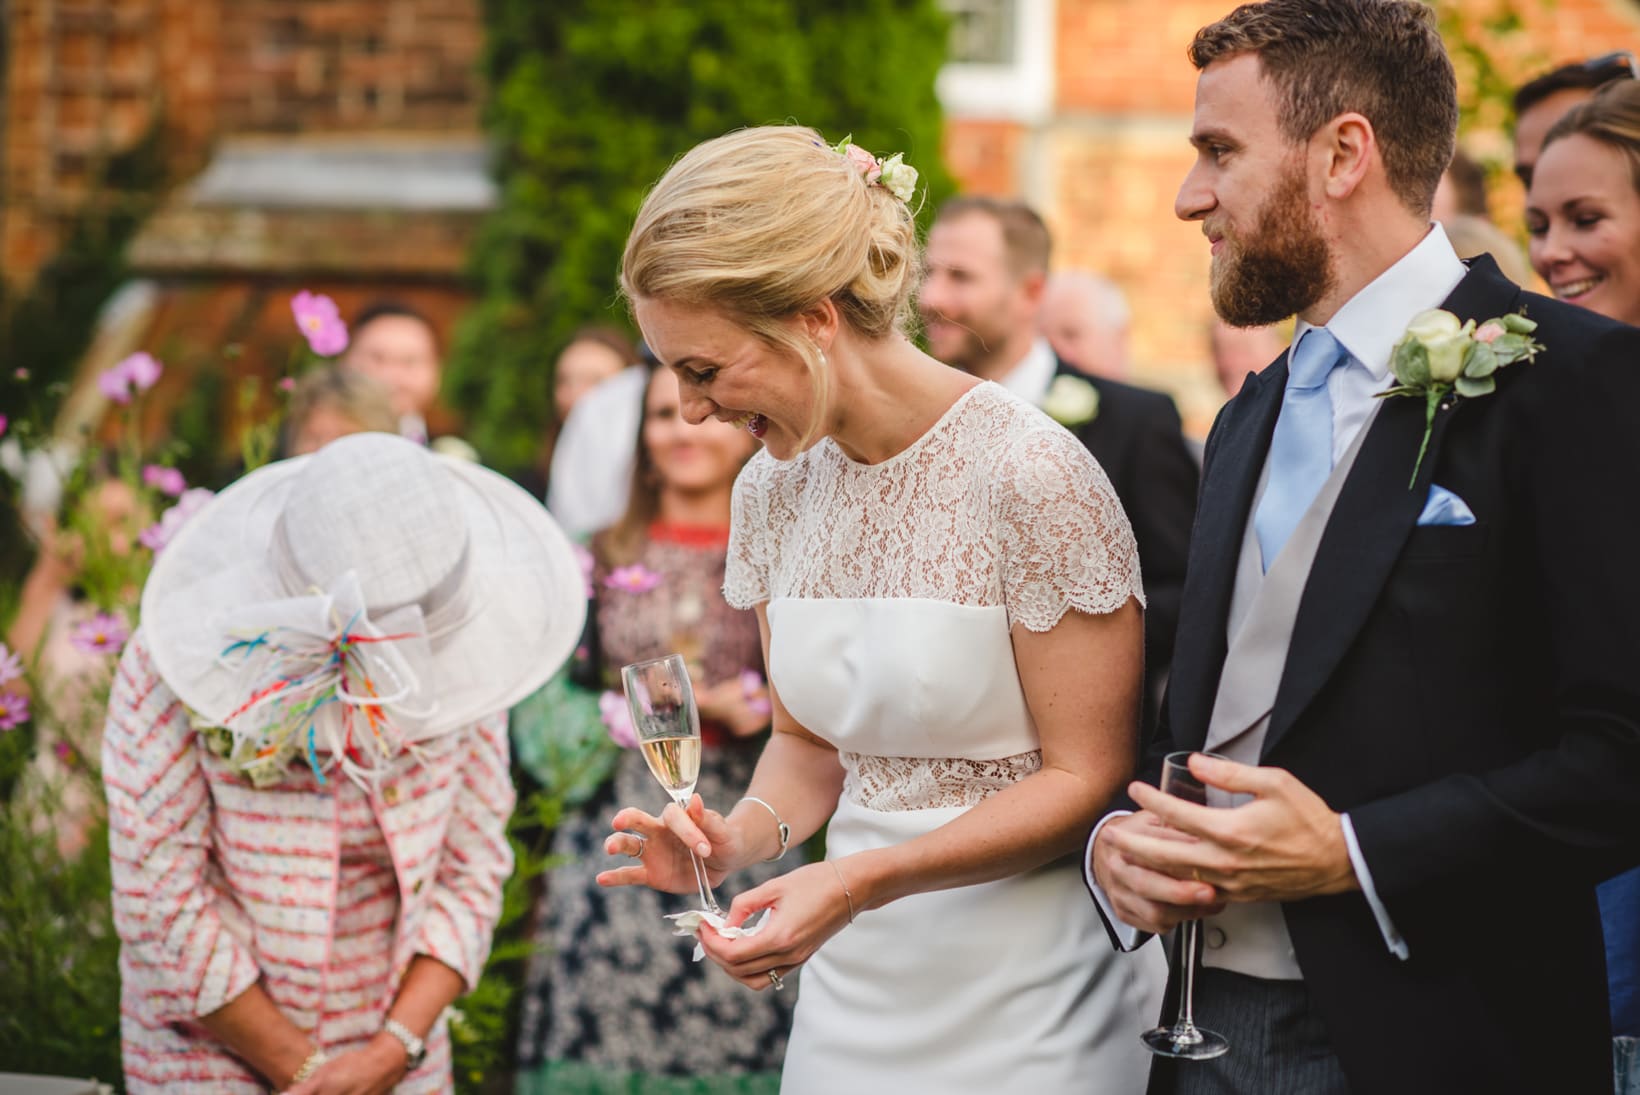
[1409,386,1444,489]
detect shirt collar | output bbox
[998,337,1059,407]
[1292,222,1467,380]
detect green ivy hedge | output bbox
[447,0,955,475]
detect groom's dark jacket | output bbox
[1097,256,1640,1095]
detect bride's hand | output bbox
[697,860,855,990]
[595,795,748,893]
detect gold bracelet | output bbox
[830,860,856,923]
[288,1048,328,1088]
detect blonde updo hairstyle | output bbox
[621,125,920,446]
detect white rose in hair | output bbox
[878,153,919,202]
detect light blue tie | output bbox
[1254,328,1348,573]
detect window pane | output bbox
[942,0,1018,66]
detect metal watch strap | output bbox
[382,1017,426,1070]
[741,795,790,860]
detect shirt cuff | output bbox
[1341,811,1410,961]
[1083,811,1146,951]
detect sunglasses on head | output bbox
[1579,50,1640,84]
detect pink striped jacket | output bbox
[103,632,515,1093]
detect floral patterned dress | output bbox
[514,522,799,1094]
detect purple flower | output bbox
[70,612,130,656]
[142,464,187,497]
[0,414,7,439]
[0,644,22,687]
[291,291,349,356]
[599,690,638,749]
[98,352,164,404]
[139,487,215,554]
[0,691,28,731]
[740,669,772,717]
[52,741,78,768]
[603,564,662,595]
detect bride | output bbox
[598,125,1167,1093]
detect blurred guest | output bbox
[515,367,796,1094]
[279,366,399,458]
[1431,146,1490,224]
[920,196,1197,732]
[1039,270,1133,380]
[1442,214,1535,289]
[1207,318,1285,400]
[520,327,638,501]
[1527,82,1640,1093]
[341,301,444,444]
[1513,50,1638,188]
[105,433,584,1093]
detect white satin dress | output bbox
[724,383,1167,1095]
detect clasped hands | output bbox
[597,795,853,991]
[1092,754,1359,936]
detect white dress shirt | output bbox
[1084,224,1467,963]
[998,337,1058,407]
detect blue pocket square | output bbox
[1417,485,1476,527]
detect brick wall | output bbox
[1,0,485,291]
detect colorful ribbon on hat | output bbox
[209,572,438,790]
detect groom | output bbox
[1085,2,1640,1093]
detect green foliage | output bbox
[449,0,955,474]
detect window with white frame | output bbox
[936,0,1054,123]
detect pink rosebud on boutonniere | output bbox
[1474,321,1507,344]
[70,612,130,657]
[142,464,187,497]
[604,564,662,595]
[599,690,639,749]
[291,291,350,357]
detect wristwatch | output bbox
[382,1017,427,1071]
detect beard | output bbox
[1210,163,1336,327]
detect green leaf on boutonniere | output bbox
[1462,342,1499,378]
[1454,375,1495,398]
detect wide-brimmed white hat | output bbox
[142,432,585,780]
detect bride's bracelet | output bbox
[739,795,790,861]
[830,860,856,924]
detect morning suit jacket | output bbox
[1055,361,1199,731]
[1096,256,1640,1095]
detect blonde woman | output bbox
[599,126,1166,1093]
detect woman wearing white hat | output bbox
[102,432,585,1094]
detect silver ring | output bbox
[631,836,646,859]
[767,969,784,991]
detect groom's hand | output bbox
[1092,812,1225,935]
[1119,754,1358,904]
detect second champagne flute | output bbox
[621,653,724,915]
[1141,750,1238,1061]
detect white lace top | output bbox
[725,382,1143,811]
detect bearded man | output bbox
[1084,2,1640,1093]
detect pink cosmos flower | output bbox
[291,291,349,357]
[0,691,28,731]
[13,368,28,380]
[599,690,639,749]
[739,668,773,717]
[98,352,164,405]
[603,564,662,594]
[0,414,7,440]
[139,487,215,553]
[278,376,297,393]
[0,644,22,687]
[572,542,596,599]
[52,741,78,768]
[1475,321,1507,345]
[843,143,882,184]
[142,464,187,497]
[70,612,130,656]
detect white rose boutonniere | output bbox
[1042,375,1100,427]
[1378,308,1543,487]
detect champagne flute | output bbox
[621,653,723,915]
[1141,750,1237,1061]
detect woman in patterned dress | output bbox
[597,127,1167,1093]
[514,367,797,1094]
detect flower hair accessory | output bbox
[831,135,919,203]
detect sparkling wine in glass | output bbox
[1141,750,1235,1061]
[621,653,723,915]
